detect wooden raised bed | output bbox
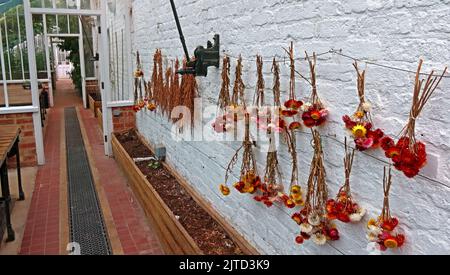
[88,93,102,118]
[112,131,258,255]
[96,108,103,132]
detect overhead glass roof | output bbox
[0,0,22,14]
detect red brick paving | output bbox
[78,107,163,255]
[20,80,162,255]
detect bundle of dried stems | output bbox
[400,59,447,153]
[253,55,265,107]
[224,114,257,186]
[304,130,328,215]
[231,56,246,108]
[305,52,322,106]
[218,56,231,112]
[353,62,371,121]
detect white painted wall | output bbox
[109,0,450,255]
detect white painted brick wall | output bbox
[110,0,450,254]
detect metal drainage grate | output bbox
[65,107,111,255]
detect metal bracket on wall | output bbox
[169,0,220,77]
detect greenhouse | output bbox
[0,0,449,259]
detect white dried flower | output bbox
[349,213,363,223]
[301,102,312,112]
[308,213,321,226]
[312,233,327,246]
[300,223,313,234]
[362,102,372,112]
[366,232,379,242]
[367,225,382,236]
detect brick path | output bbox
[19,80,162,255]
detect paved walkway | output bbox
[18,80,162,255]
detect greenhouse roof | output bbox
[0,0,22,14]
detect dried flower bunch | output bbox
[229,56,247,121]
[326,139,366,223]
[301,52,329,128]
[382,60,447,178]
[132,51,147,112]
[281,43,303,131]
[168,59,181,118]
[343,62,384,151]
[285,129,304,208]
[292,130,339,246]
[254,130,286,208]
[254,55,266,108]
[220,114,261,197]
[367,167,405,251]
[176,59,198,131]
[212,56,232,133]
[150,49,164,113]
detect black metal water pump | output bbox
[169,0,220,77]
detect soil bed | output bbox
[116,130,242,255]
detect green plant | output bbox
[57,37,82,92]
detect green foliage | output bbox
[57,37,82,92]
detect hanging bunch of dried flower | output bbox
[281,42,303,131]
[229,56,247,121]
[220,114,261,196]
[254,55,265,107]
[256,59,286,133]
[144,76,156,112]
[343,62,384,151]
[253,129,288,208]
[326,138,366,223]
[382,60,447,178]
[163,65,173,117]
[168,59,181,116]
[285,129,304,208]
[152,49,164,113]
[175,59,198,131]
[292,130,339,246]
[301,52,329,128]
[132,51,146,112]
[367,167,405,251]
[212,56,232,133]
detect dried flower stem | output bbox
[305,130,328,214]
[224,113,257,186]
[272,58,281,107]
[231,56,246,108]
[353,62,371,122]
[286,129,299,188]
[401,59,447,153]
[305,52,321,106]
[254,55,265,107]
[340,138,355,196]
[218,56,231,112]
[381,167,393,221]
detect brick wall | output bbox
[108,0,450,254]
[112,107,136,133]
[0,113,37,167]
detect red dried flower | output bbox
[285,99,304,110]
[380,136,395,151]
[295,235,304,244]
[289,122,302,131]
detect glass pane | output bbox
[30,0,43,8]
[80,0,91,9]
[0,83,33,107]
[69,15,79,34]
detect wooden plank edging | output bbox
[134,131,260,255]
[111,136,202,255]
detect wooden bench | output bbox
[0,126,25,244]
